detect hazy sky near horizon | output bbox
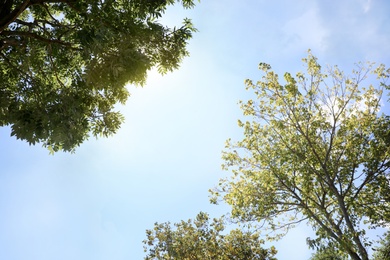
[1,1,390,259]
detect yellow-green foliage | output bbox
[212,52,390,260]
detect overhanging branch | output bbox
[0,0,77,33]
[1,30,81,50]
[0,0,30,33]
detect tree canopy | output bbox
[211,52,390,260]
[0,0,197,152]
[143,212,277,260]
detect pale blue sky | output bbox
[1,1,390,259]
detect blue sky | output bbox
[1,0,390,259]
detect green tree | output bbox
[211,52,390,260]
[143,212,277,260]
[0,0,197,152]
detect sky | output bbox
[1,0,390,259]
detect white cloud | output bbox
[362,0,372,13]
[312,0,390,65]
[282,7,329,53]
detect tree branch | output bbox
[0,0,77,33]
[1,30,81,50]
[0,0,30,33]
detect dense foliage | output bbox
[212,52,390,260]
[0,0,197,152]
[143,212,277,260]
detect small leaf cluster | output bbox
[372,231,390,260]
